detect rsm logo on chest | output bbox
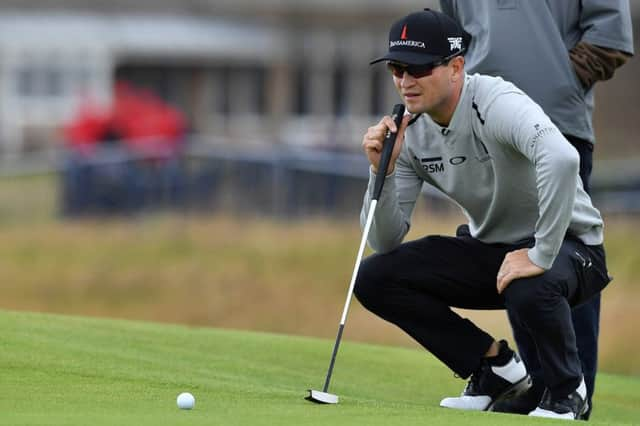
[415,155,466,173]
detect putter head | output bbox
[305,389,339,404]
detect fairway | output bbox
[1,310,638,425]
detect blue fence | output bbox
[58,144,640,217]
[59,145,381,218]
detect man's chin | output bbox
[405,105,424,115]
[402,99,426,115]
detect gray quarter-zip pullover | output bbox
[361,73,604,269]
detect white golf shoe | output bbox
[440,340,531,411]
[528,377,588,420]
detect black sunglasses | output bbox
[387,52,462,79]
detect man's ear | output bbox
[451,56,465,82]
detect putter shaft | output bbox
[320,199,378,392]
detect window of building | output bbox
[293,63,309,115]
[332,63,348,116]
[209,65,266,116]
[250,66,266,115]
[43,67,63,97]
[16,66,36,97]
[370,65,386,116]
[15,62,89,99]
[216,66,231,115]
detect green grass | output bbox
[0,175,639,377]
[1,310,638,426]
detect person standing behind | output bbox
[439,0,634,419]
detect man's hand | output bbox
[362,114,410,174]
[496,248,545,294]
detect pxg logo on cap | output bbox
[371,9,471,66]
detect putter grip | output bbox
[372,103,405,200]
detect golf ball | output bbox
[177,392,195,410]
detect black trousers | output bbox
[354,233,610,399]
[512,135,600,406]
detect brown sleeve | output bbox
[569,41,630,89]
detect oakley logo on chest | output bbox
[449,156,466,165]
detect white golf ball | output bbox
[176,392,195,410]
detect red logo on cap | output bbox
[400,24,408,40]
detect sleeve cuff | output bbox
[369,165,396,178]
[367,165,397,203]
[527,247,555,270]
[581,34,635,56]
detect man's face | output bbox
[390,60,456,115]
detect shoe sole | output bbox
[486,374,532,411]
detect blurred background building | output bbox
[0,0,638,214]
[0,0,426,158]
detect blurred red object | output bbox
[65,81,186,158]
[111,82,185,158]
[63,97,110,156]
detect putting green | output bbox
[1,310,638,425]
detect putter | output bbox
[306,103,406,404]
